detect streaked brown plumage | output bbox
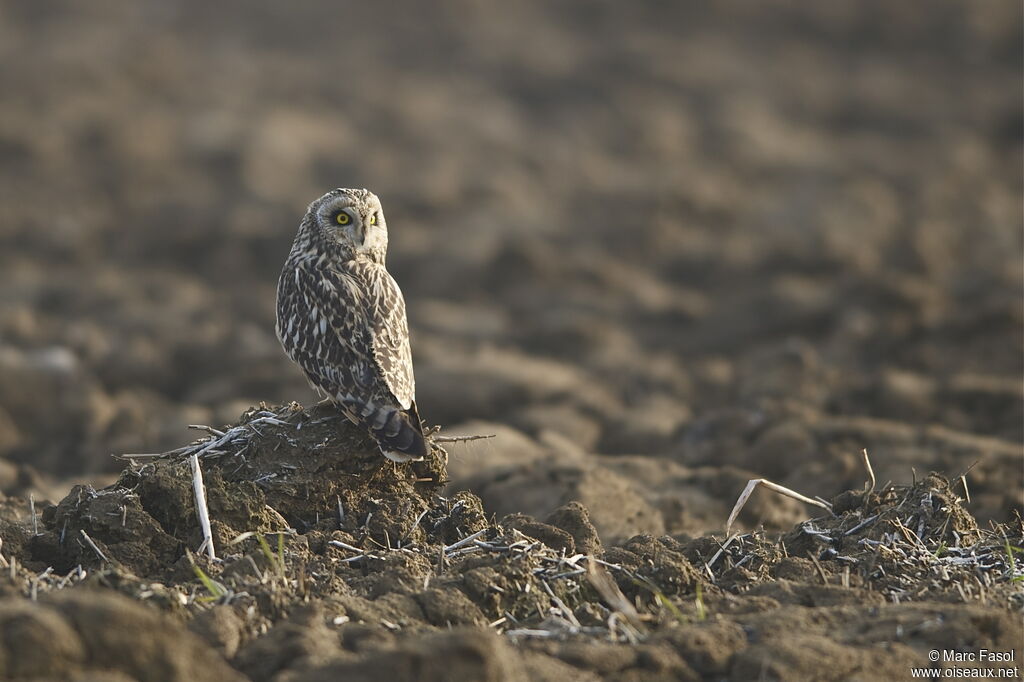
[276,188,426,461]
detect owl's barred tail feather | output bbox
[363,401,427,462]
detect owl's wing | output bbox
[351,261,415,410]
[279,259,424,459]
[278,261,375,412]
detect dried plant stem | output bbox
[726,478,833,534]
[79,530,108,563]
[959,474,971,503]
[29,494,37,536]
[431,434,496,444]
[190,454,216,561]
[328,539,364,553]
[705,533,740,574]
[443,529,488,554]
[862,449,876,494]
[586,557,645,631]
[188,424,226,437]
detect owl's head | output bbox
[302,188,388,259]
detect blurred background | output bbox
[0,1,1020,540]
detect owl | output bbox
[275,188,427,462]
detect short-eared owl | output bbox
[276,188,426,462]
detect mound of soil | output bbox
[0,402,1016,680]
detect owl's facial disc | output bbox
[314,190,387,255]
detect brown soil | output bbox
[0,1,1021,680]
[0,404,1018,681]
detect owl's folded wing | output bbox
[278,261,375,410]
[279,259,424,459]
[323,262,424,459]
[352,262,415,411]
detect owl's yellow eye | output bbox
[369,214,377,226]
[334,211,351,225]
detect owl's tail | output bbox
[365,401,427,462]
